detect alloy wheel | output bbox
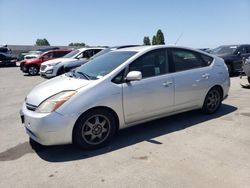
[81,115,111,145]
[206,90,220,111]
[28,66,38,75]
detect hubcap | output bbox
[207,90,220,111]
[81,115,110,145]
[29,67,37,75]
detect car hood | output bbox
[65,59,88,66]
[42,58,76,65]
[26,58,40,64]
[26,75,91,106]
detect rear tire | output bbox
[226,64,232,76]
[202,87,222,114]
[28,65,39,76]
[73,109,117,150]
[248,77,250,84]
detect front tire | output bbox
[226,64,232,75]
[28,65,39,76]
[73,109,117,150]
[202,87,222,114]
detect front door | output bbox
[122,48,174,124]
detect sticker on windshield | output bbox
[230,46,237,49]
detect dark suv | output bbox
[211,44,250,74]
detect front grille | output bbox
[40,65,47,71]
[26,103,37,111]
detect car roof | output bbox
[45,49,71,53]
[77,47,106,52]
[115,45,198,52]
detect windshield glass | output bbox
[63,49,80,58]
[89,48,112,60]
[211,46,238,55]
[72,51,136,80]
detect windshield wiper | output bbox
[76,71,90,80]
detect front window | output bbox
[63,49,80,58]
[89,48,112,60]
[129,49,168,78]
[211,46,238,55]
[42,52,53,59]
[69,51,136,80]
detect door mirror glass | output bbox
[126,71,142,81]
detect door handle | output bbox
[162,81,173,87]
[202,73,210,79]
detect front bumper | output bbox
[40,66,57,78]
[20,103,76,146]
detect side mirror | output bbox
[236,51,241,56]
[126,71,142,82]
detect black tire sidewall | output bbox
[73,109,117,150]
[202,88,222,114]
[28,65,38,76]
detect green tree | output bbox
[68,42,86,47]
[143,36,151,45]
[152,35,157,45]
[156,29,165,45]
[35,38,50,46]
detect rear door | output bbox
[122,48,174,124]
[168,48,213,110]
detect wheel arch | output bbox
[56,65,65,76]
[208,85,224,99]
[72,106,120,142]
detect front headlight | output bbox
[36,91,77,113]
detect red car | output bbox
[20,49,71,75]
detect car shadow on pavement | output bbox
[33,104,237,162]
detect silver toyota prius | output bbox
[20,45,230,149]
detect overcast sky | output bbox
[0,0,250,48]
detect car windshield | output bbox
[63,49,80,58]
[211,46,238,55]
[89,48,112,60]
[69,51,136,80]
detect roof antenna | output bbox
[174,32,183,45]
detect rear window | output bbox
[170,48,213,72]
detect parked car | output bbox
[40,47,105,78]
[18,47,60,61]
[210,44,250,74]
[24,51,42,60]
[0,46,12,55]
[198,48,211,53]
[20,49,71,75]
[37,47,60,53]
[20,45,230,149]
[63,45,140,73]
[0,53,17,66]
[242,57,250,84]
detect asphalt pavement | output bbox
[0,67,250,188]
